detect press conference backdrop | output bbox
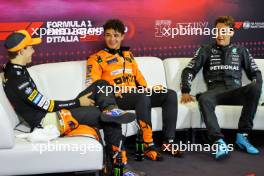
[0,0,263,68]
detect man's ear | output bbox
[230,31,234,37]
[230,28,235,37]
[18,47,26,56]
[121,34,125,40]
[17,50,23,57]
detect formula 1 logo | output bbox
[0,20,136,44]
[235,21,264,30]
[155,20,172,37]
[0,22,44,41]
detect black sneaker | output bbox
[144,142,163,161]
[162,140,184,158]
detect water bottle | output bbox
[113,151,124,176]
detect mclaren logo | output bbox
[210,65,239,71]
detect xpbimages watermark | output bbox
[162,141,234,154]
[97,85,168,96]
[29,20,128,43]
[155,20,234,39]
[32,141,101,154]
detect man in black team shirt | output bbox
[181,16,262,159]
[3,30,145,176]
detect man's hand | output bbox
[114,89,123,98]
[180,93,195,104]
[79,92,95,106]
[115,92,123,98]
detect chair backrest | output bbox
[0,73,16,148]
[28,61,87,100]
[135,57,167,87]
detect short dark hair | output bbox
[6,46,29,60]
[7,51,19,60]
[103,19,125,34]
[214,16,235,28]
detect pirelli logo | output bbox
[28,90,38,101]
[48,100,55,112]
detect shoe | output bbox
[162,140,183,158]
[214,139,229,160]
[123,164,147,176]
[144,142,163,161]
[101,107,136,124]
[236,133,259,154]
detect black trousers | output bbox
[198,82,262,141]
[77,80,116,111]
[116,89,178,141]
[64,80,122,147]
[69,106,122,147]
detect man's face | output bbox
[104,29,124,50]
[20,46,35,64]
[215,23,234,46]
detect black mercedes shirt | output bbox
[181,43,262,93]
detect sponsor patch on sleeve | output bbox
[28,89,38,101]
[33,93,43,104]
[43,100,51,110]
[24,87,33,95]
[37,96,47,107]
[48,100,55,112]
[87,65,92,74]
[85,78,93,84]
[18,82,30,90]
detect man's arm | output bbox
[85,55,103,87]
[241,47,263,84]
[181,47,208,94]
[180,47,207,103]
[10,75,80,112]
